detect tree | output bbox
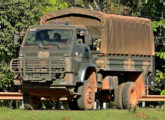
[42,0,68,14]
[0,0,45,91]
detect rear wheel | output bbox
[122,82,138,109]
[114,83,125,109]
[77,81,95,110]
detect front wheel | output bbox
[23,93,41,110]
[77,81,95,110]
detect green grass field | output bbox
[0,107,165,120]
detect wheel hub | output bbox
[86,87,93,104]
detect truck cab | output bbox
[10,25,97,109]
[12,25,93,84]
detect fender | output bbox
[78,63,96,83]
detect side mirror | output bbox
[85,34,92,46]
[88,35,92,46]
[14,34,19,46]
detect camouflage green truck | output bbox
[10,8,155,110]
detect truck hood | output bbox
[19,47,70,58]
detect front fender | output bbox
[77,64,96,83]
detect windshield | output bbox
[24,28,73,49]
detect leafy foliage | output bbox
[150,70,165,94]
[42,0,68,14]
[161,90,165,95]
[0,0,44,91]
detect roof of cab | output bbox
[28,25,87,30]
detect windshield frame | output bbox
[22,26,75,50]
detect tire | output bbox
[23,93,41,110]
[114,83,125,109]
[68,101,79,110]
[77,81,95,110]
[122,82,138,109]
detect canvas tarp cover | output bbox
[40,8,154,56]
[104,14,154,55]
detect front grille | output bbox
[24,59,65,74]
[11,59,66,81]
[51,61,65,73]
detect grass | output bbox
[0,107,165,120]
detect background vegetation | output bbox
[0,0,165,99]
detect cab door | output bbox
[75,30,91,62]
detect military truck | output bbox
[10,8,155,110]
